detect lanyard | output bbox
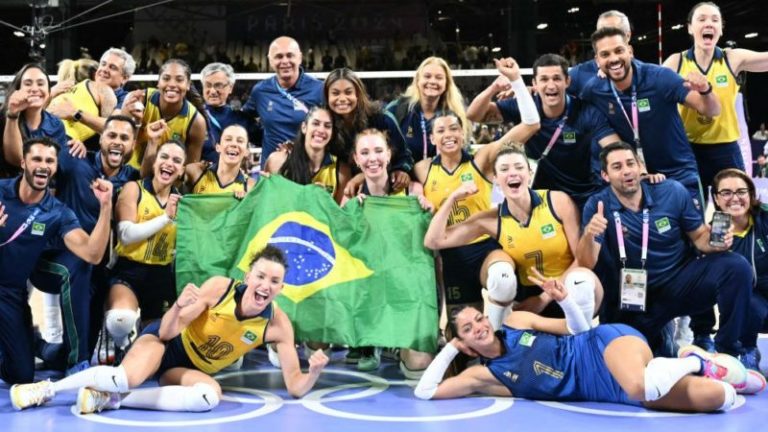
[419,112,429,161]
[539,96,570,160]
[613,208,649,269]
[275,80,308,113]
[0,208,41,247]
[609,80,646,164]
[206,108,222,131]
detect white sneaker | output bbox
[738,370,767,395]
[77,387,121,414]
[10,380,54,410]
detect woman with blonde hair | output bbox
[385,57,471,162]
[48,57,118,150]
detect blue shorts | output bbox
[440,238,501,304]
[140,320,197,378]
[110,258,176,320]
[574,324,646,406]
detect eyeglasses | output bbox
[715,188,750,199]
[203,82,230,91]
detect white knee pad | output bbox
[486,261,517,303]
[563,271,596,324]
[185,383,220,412]
[105,309,140,348]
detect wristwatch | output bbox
[73,110,83,122]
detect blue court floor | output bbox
[1,337,767,432]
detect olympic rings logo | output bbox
[71,368,745,426]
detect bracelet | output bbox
[6,112,19,119]
[699,83,713,96]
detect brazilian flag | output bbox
[175,175,438,352]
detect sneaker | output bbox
[345,347,362,364]
[679,345,748,389]
[740,348,762,371]
[381,348,400,362]
[692,334,716,353]
[77,387,120,414]
[357,347,381,372]
[738,370,767,395]
[66,360,91,377]
[10,380,54,410]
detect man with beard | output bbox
[580,27,720,208]
[0,137,113,384]
[576,142,751,358]
[468,53,621,209]
[5,115,139,374]
[242,36,323,169]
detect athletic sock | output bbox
[643,357,701,401]
[716,380,737,411]
[486,302,510,330]
[53,365,129,394]
[120,383,219,412]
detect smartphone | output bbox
[709,211,731,248]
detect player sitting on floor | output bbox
[10,245,329,413]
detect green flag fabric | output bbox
[175,175,438,352]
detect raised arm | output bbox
[158,277,227,341]
[63,179,114,264]
[3,90,30,166]
[423,183,497,250]
[576,200,607,269]
[682,71,720,118]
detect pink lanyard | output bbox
[613,208,649,269]
[0,208,40,247]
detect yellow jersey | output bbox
[48,80,99,143]
[128,87,200,168]
[424,151,492,243]
[191,164,249,194]
[181,279,272,374]
[311,153,339,196]
[116,178,178,265]
[677,47,740,144]
[497,190,573,287]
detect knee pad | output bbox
[105,309,139,348]
[185,383,220,412]
[564,270,596,322]
[486,261,516,304]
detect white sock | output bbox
[644,357,701,401]
[716,380,737,411]
[486,302,510,330]
[53,365,129,394]
[42,293,63,343]
[121,383,220,412]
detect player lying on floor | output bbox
[415,267,763,412]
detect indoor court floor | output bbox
[1,337,767,432]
